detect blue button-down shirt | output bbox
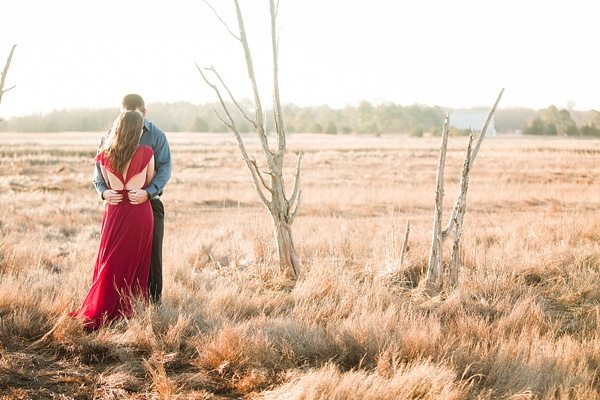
[93,119,172,199]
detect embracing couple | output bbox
[71,94,172,331]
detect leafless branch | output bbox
[195,62,237,132]
[290,189,302,221]
[196,61,269,207]
[290,152,303,222]
[442,131,474,238]
[399,220,410,268]
[248,156,273,193]
[470,88,504,167]
[447,137,473,287]
[213,109,233,130]
[244,158,271,206]
[442,89,504,237]
[201,0,241,41]
[0,44,17,108]
[425,114,450,290]
[270,0,285,155]
[288,150,302,206]
[233,0,272,160]
[206,66,257,129]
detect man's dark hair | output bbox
[121,94,146,112]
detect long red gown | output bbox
[72,145,154,330]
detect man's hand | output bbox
[128,189,149,205]
[102,190,123,205]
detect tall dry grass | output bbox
[0,132,599,399]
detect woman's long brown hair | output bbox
[103,111,144,174]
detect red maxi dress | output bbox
[72,145,154,330]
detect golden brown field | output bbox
[0,131,599,399]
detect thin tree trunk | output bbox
[447,136,473,287]
[425,115,450,291]
[273,213,300,278]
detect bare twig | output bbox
[399,220,410,268]
[213,109,234,131]
[207,66,257,129]
[447,135,473,287]
[289,151,303,222]
[195,63,239,137]
[444,88,504,238]
[248,156,273,193]
[233,0,272,162]
[270,0,286,155]
[0,44,17,110]
[470,88,504,166]
[288,150,303,207]
[290,188,302,222]
[442,129,474,238]
[201,0,241,41]
[195,61,270,207]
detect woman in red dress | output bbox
[72,111,155,330]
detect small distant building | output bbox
[449,110,496,136]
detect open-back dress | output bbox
[72,145,154,330]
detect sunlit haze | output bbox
[1,0,598,118]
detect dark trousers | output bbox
[149,199,165,303]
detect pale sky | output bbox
[1,0,598,118]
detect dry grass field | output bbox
[0,131,599,399]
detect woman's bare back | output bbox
[106,167,148,191]
[103,156,154,191]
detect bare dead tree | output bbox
[425,89,504,292]
[0,45,17,120]
[198,0,302,279]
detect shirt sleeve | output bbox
[93,137,109,198]
[145,129,172,198]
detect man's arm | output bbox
[93,160,109,199]
[93,134,109,199]
[145,132,172,199]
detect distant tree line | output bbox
[1,101,599,137]
[521,105,600,137]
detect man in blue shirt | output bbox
[93,94,172,304]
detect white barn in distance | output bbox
[449,110,496,136]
